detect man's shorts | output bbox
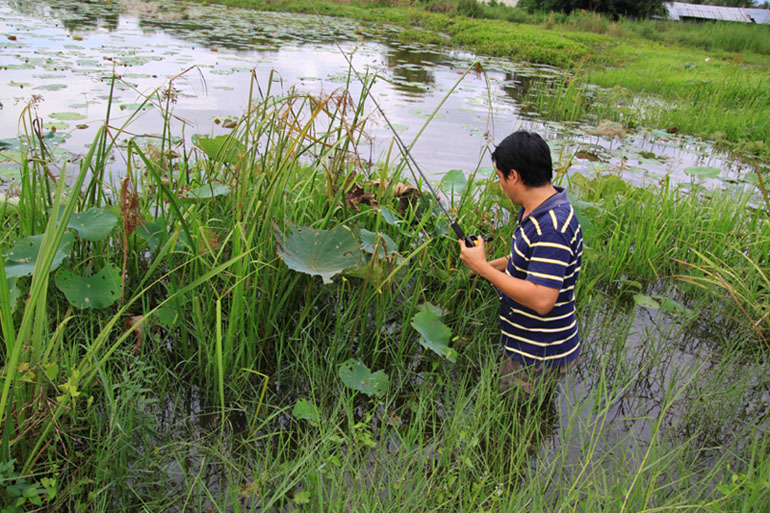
[498,355,577,398]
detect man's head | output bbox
[491,131,553,187]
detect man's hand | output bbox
[458,238,488,275]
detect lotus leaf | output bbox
[359,229,398,257]
[274,224,363,284]
[136,217,169,253]
[379,206,402,226]
[684,166,720,178]
[439,169,467,196]
[418,302,449,317]
[49,112,86,121]
[338,359,389,397]
[292,399,320,426]
[67,207,118,241]
[184,183,231,199]
[411,310,457,362]
[633,294,660,309]
[55,264,120,309]
[193,134,245,165]
[4,233,75,279]
[655,296,696,320]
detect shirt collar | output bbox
[518,186,567,222]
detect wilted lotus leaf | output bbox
[184,183,231,199]
[359,229,398,257]
[338,358,389,397]
[292,398,320,426]
[55,264,120,309]
[4,232,75,279]
[67,207,118,241]
[585,120,626,139]
[274,224,363,284]
[439,169,467,196]
[371,179,420,213]
[684,166,720,179]
[194,134,245,165]
[411,310,457,362]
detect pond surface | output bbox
[0,0,760,197]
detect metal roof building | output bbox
[664,3,770,24]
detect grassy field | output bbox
[1,60,769,510]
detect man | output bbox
[458,131,582,398]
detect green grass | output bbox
[1,67,769,510]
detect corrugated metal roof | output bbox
[665,2,770,24]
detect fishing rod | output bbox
[305,0,486,248]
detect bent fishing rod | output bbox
[305,0,486,248]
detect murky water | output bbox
[0,0,760,198]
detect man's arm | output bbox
[458,240,559,315]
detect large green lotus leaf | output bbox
[4,232,75,279]
[359,229,398,257]
[274,224,363,284]
[67,207,118,241]
[193,134,245,165]
[411,310,457,362]
[338,359,389,397]
[684,166,720,178]
[439,169,467,195]
[55,264,120,309]
[184,183,231,199]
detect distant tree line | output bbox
[518,0,766,18]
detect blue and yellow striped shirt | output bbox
[500,186,582,367]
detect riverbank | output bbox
[207,0,770,161]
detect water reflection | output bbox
[385,45,446,96]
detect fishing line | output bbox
[304,0,485,248]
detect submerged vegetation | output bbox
[1,0,770,510]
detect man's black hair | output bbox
[491,131,553,187]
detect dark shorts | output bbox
[498,355,578,398]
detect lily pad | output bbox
[50,112,86,121]
[4,232,75,279]
[274,224,363,284]
[439,169,467,196]
[338,359,389,397]
[359,229,398,257]
[292,399,320,426]
[55,264,121,309]
[35,83,68,91]
[683,166,720,179]
[67,207,118,241]
[184,183,231,199]
[193,134,245,165]
[632,294,660,309]
[411,310,457,362]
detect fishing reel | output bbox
[452,222,493,248]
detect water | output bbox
[0,0,759,197]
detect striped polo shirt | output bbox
[500,186,583,368]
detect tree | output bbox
[519,0,666,18]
